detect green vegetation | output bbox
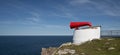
[55,38,120,55]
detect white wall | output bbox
[73,26,101,44]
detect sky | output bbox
[0,0,120,35]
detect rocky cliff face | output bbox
[41,38,120,55]
[41,47,57,55]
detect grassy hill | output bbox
[55,38,120,55]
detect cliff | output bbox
[41,38,120,55]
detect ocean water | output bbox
[0,36,72,55]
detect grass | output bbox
[55,38,120,55]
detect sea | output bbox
[0,36,72,55]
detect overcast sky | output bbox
[0,0,120,35]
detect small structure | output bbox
[70,22,101,44]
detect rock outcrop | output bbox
[41,47,57,55]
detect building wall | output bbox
[73,26,101,44]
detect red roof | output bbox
[70,22,92,29]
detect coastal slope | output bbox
[41,38,120,55]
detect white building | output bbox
[73,26,101,44]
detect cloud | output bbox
[44,24,67,29]
[0,21,14,24]
[28,12,41,23]
[0,0,42,25]
[70,0,90,5]
[91,0,120,16]
[49,4,79,20]
[51,12,77,20]
[0,11,41,25]
[69,0,120,16]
